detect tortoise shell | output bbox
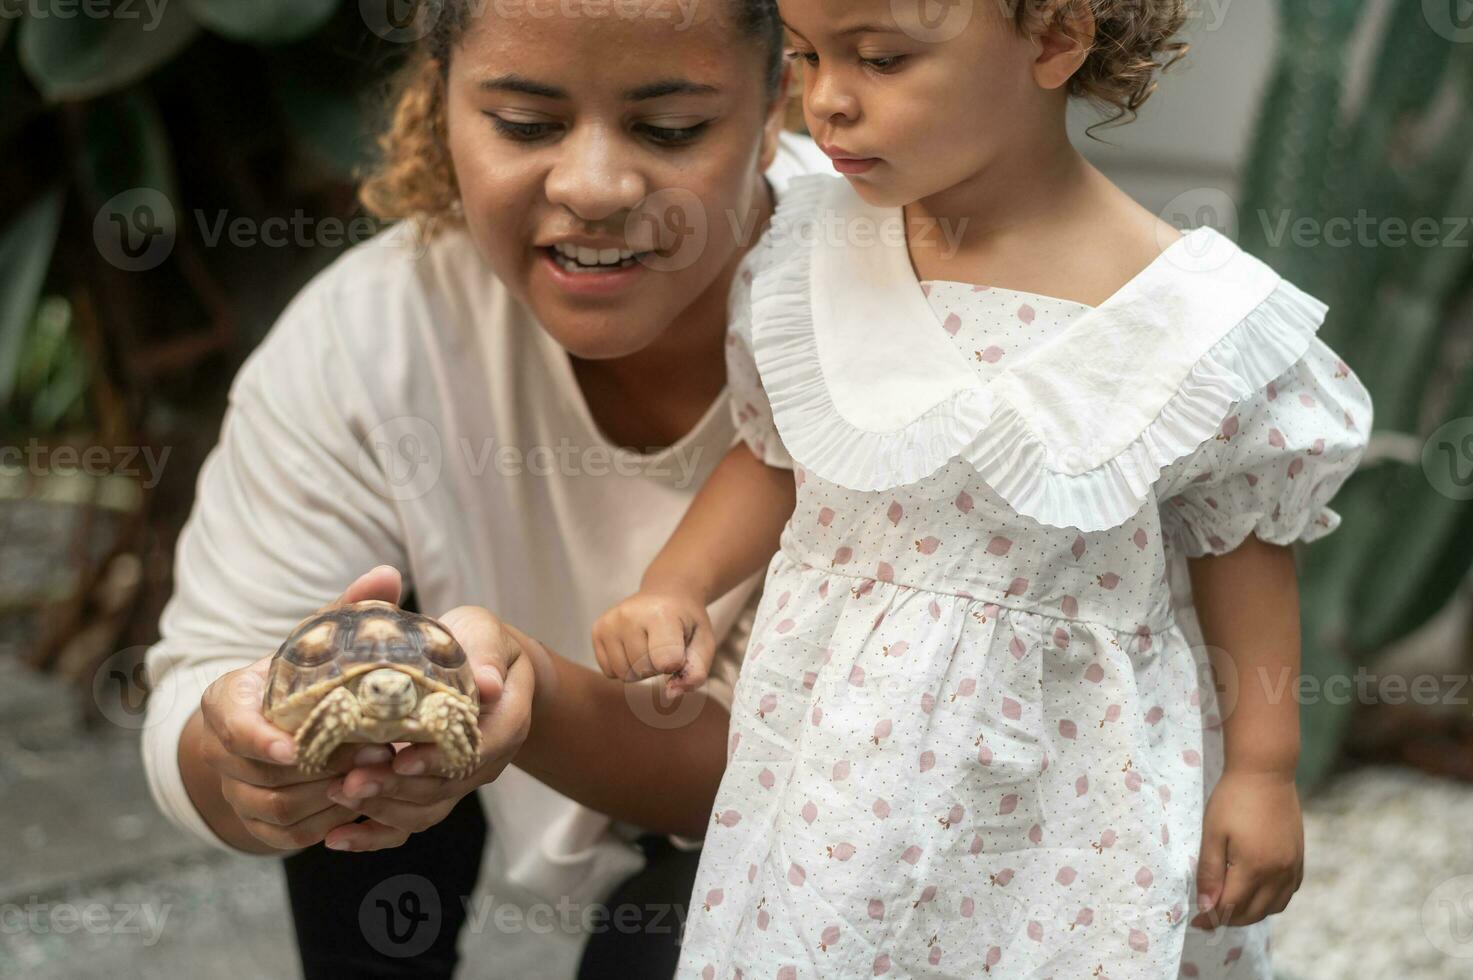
[263,599,476,733]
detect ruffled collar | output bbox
[748,174,1329,531]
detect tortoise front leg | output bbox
[416,692,482,779]
[294,686,362,774]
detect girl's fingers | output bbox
[645,617,688,676]
[668,625,715,695]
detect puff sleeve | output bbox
[1156,337,1373,557]
[726,248,794,470]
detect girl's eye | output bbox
[862,55,906,72]
[785,48,819,66]
[487,115,558,141]
[639,121,711,146]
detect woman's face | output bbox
[445,4,787,360]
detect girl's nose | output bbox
[806,66,860,125]
[544,126,649,225]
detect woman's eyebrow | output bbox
[624,79,720,101]
[480,73,565,98]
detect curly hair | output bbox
[1009,0,1190,128]
[358,0,786,237]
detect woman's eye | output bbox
[487,115,558,141]
[639,121,711,146]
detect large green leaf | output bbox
[18,1,200,101]
[81,91,178,209]
[0,189,65,408]
[184,0,340,44]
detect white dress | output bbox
[676,174,1374,979]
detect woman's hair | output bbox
[359,0,786,235]
[1010,0,1189,128]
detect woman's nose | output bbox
[544,126,648,224]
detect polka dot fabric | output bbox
[679,274,1371,979]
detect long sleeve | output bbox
[141,282,410,854]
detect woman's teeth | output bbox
[550,242,646,272]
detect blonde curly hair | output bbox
[1009,0,1190,127]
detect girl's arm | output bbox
[1184,533,1306,928]
[592,440,795,692]
[1185,533,1301,774]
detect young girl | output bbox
[594,0,1372,976]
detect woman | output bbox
[141,1,825,976]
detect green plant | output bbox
[0,0,401,687]
[1238,0,1473,788]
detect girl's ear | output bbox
[1032,0,1096,92]
[759,59,795,172]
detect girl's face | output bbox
[783,0,1061,209]
[446,5,787,360]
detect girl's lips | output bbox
[831,157,879,175]
[537,245,650,297]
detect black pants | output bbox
[282,791,700,979]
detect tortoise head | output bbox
[357,667,419,720]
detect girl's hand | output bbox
[322,605,534,851]
[591,587,715,697]
[1191,766,1305,929]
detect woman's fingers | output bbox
[201,657,298,765]
[319,565,402,613]
[391,650,534,779]
[208,740,394,789]
[322,817,411,853]
[240,802,367,851]
[438,605,519,700]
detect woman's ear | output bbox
[1032,0,1096,92]
[758,59,795,172]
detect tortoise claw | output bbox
[295,686,361,773]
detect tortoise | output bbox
[263,599,481,778]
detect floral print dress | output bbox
[675,174,1373,980]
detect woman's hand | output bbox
[189,565,404,853]
[320,605,535,851]
[1190,766,1305,929]
[591,585,716,697]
